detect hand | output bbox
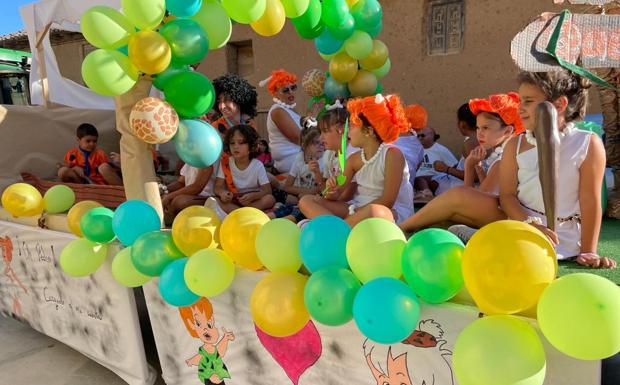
[161,194,173,207]
[110,152,120,164]
[222,327,235,342]
[466,146,486,167]
[326,176,338,190]
[219,191,233,203]
[532,223,559,245]
[308,160,320,174]
[72,166,85,178]
[238,192,258,205]
[576,253,617,269]
[433,161,448,173]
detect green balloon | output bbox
[371,57,390,78]
[80,207,116,243]
[538,273,620,360]
[304,268,361,326]
[43,185,75,214]
[221,0,267,24]
[121,0,165,30]
[321,0,349,28]
[111,247,151,287]
[60,238,108,277]
[327,13,355,40]
[82,49,139,96]
[153,64,190,91]
[184,249,235,297]
[352,0,382,32]
[159,19,209,66]
[131,231,184,276]
[344,30,373,60]
[366,20,382,38]
[453,316,546,385]
[190,0,232,50]
[402,229,464,304]
[281,0,310,18]
[81,6,135,49]
[291,0,324,39]
[164,71,215,118]
[255,219,302,272]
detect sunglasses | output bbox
[417,133,427,138]
[281,84,298,94]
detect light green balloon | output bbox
[121,0,165,30]
[81,6,135,49]
[221,0,267,24]
[60,238,108,277]
[111,247,151,287]
[184,249,235,297]
[82,49,139,96]
[43,185,75,214]
[190,0,232,50]
[255,219,302,273]
[344,30,373,60]
[281,0,310,18]
[371,57,390,78]
[453,316,546,385]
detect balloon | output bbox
[462,220,557,315]
[111,247,151,287]
[128,31,171,74]
[453,316,546,385]
[347,69,377,97]
[190,0,232,49]
[327,13,355,40]
[344,30,373,60]
[117,45,129,55]
[1,183,43,217]
[537,273,620,360]
[164,71,215,118]
[291,0,323,39]
[302,69,327,98]
[345,0,359,6]
[220,207,270,270]
[43,185,75,214]
[375,82,383,94]
[329,52,358,83]
[184,249,235,297]
[359,39,388,70]
[222,0,267,24]
[351,0,382,32]
[60,239,108,277]
[318,52,335,61]
[121,0,165,30]
[323,76,350,101]
[256,219,302,272]
[315,28,344,55]
[172,205,221,256]
[80,207,115,243]
[346,218,405,283]
[304,268,360,326]
[173,119,223,167]
[80,6,134,49]
[402,229,464,303]
[131,231,184,276]
[130,97,180,144]
[67,200,102,237]
[281,0,309,18]
[371,57,390,78]
[353,277,420,344]
[299,215,350,272]
[159,257,200,306]
[366,20,382,38]
[166,0,202,17]
[112,200,161,246]
[153,64,190,91]
[321,0,349,28]
[251,272,309,337]
[251,0,286,36]
[81,49,138,96]
[159,19,209,66]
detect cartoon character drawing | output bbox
[1,236,28,318]
[364,319,455,385]
[179,297,235,385]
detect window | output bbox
[225,40,254,77]
[427,0,464,55]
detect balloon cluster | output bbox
[2,183,75,218]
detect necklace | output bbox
[524,122,576,146]
[273,98,296,109]
[361,142,386,165]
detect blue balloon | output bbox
[159,258,199,307]
[173,119,223,167]
[112,200,161,246]
[166,0,203,18]
[315,28,344,55]
[324,76,350,102]
[299,215,350,272]
[353,277,420,344]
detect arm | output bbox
[214,177,232,203]
[464,147,485,187]
[217,328,235,357]
[365,147,405,208]
[167,167,213,199]
[185,354,201,367]
[578,134,605,254]
[324,154,359,201]
[271,107,301,144]
[479,161,500,193]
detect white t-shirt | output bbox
[417,143,458,178]
[289,153,324,189]
[216,158,269,194]
[395,134,425,185]
[322,144,359,178]
[180,164,216,197]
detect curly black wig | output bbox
[213,74,258,118]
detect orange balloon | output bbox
[128,31,171,74]
[329,52,358,83]
[250,0,286,37]
[348,70,377,97]
[359,40,389,70]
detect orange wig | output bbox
[469,92,524,135]
[405,104,428,131]
[179,297,213,338]
[266,69,297,96]
[347,94,409,143]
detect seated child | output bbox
[257,139,273,168]
[213,125,276,213]
[162,164,216,219]
[414,126,458,199]
[58,123,122,185]
[395,104,426,188]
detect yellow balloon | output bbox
[172,206,221,256]
[346,0,359,6]
[462,220,557,315]
[329,52,358,83]
[1,183,44,217]
[67,200,103,237]
[250,272,309,337]
[219,207,269,270]
[348,69,377,97]
[359,40,389,70]
[250,0,286,37]
[128,31,171,74]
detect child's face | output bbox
[417,127,435,149]
[349,120,376,148]
[258,142,266,153]
[518,82,547,132]
[189,309,219,345]
[320,125,342,151]
[304,137,325,163]
[476,113,512,150]
[78,135,98,152]
[228,131,250,159]
[218,94,240,120]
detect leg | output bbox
[99,163,123,186]
[216,198,240,214]
[248,194,276,210]
[285,194,299,205]
[399,186,506,232]
[346,204,394,227]
[171,195,208,214]
[299,195,349,219]
[58,167,84,183]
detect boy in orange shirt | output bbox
[58,123,122,185]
